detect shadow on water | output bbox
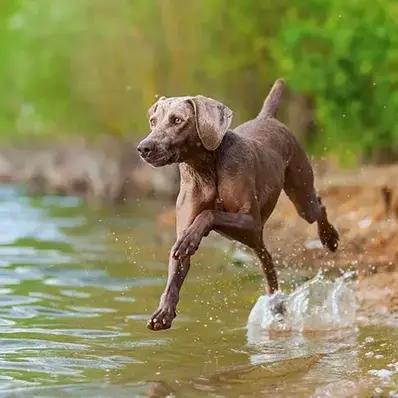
[0,184,397,397]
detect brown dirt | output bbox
[262,164,398,272]
[357,271,398,313]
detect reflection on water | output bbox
[0,184,397,397]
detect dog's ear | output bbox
[189,96,233,151]
[148,96,166,118]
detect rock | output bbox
[0,142,179,202]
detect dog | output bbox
[137,79,339,331]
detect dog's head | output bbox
[137,96,233,167]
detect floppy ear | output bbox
[189,95,233,151]
[147,96,166,118]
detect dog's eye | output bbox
[173,117,182,125]
[149,118,156,127]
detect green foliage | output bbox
[271,0,398,161]
[0,0,397,161]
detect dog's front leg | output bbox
[147,253,190,331]
[147,209,215,330]
[171,210,214,260]
[148,209,255,330]
[172,210,261,260]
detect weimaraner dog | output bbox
[137,79,339,331]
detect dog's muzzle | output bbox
[137,138,175,167]
[137,139,156,160]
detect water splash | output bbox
[247,272,357,333]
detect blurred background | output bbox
[1,0,397,166]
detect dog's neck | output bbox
[179,149,217,185]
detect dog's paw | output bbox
[269,293,287,316]
[172,228,203,260]
[319,222,339,252]
[147,306,176,331]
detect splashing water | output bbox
[247,272,357,333]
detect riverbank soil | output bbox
[269,164,398,313]
[265,164,398,273]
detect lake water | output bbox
[0,184,397,397]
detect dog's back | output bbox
[219,79,322,226]
[231,78,316,179]
[234,116,297,165]
[233,78,300,165]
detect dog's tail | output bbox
[258,78,285,118]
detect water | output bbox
[248,272,357,333]
[0,184,397,397]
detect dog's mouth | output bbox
[141,151,179,167]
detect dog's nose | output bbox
[137,140,155,158]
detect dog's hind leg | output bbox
[283,148,339,251]
[252,242,286,316]
[315,197,339,251]
[254,243,279,294]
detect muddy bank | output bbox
[358,271,398,313]
[263,164,398,272]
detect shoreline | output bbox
[1,145,397,311]
[0,142,179,202]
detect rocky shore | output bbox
[0,140,179,202]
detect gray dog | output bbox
[137,79,339,331]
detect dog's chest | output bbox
[214,196,225,211]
